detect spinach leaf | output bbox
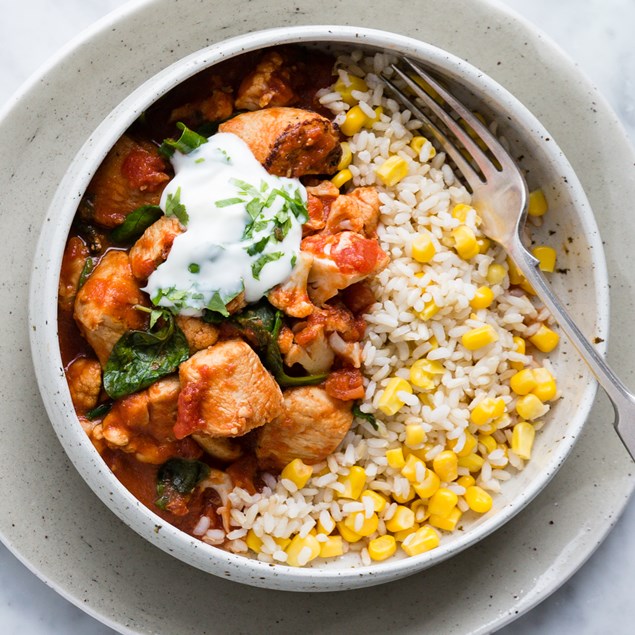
[155,457,210,511]
[159,122,208,158]
[110,205,163,244]
[84,400,113,421]
[232,301,327,387]
[103,308,189,399]
[352,403,378,430]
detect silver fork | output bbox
[381,58,635,460]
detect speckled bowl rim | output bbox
[28,24,606,591]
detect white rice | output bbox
[216,50,559,565]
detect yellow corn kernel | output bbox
[331,168,353,189]
[410,136,427,154]
[486,263,507,285]
[479,434,497,455]
[457,475,476,489]
[427,488,458,517]
[477,237,491,254]
[334,74,369,105]
[429,507,462,532]
[285,533,321,567]
[317,514,335,536]
[457,452,485,473]
[528,189,548,217]
[410,499,429,521]
[336,141,352,170]
[532,246,557,272]
[470,397,506,426]
[281,458,313,490]
[409,358,444,389]
[363,106,383,128]
[451,225,479,260]
[385,505,416,533]
[375,155,409,187]
[344,511,379,537]
[393,523,420,543]
[338,465,367,500]
[515,394,547,421]
[451,203,474,223]
[510,368,537,396]
[417,299,440,321]
[393,485,416,504]
[368,535,397,561]
[336,520,363,543]
[411,232,436,263]
[246,529,263,553]
[340,104,367,136]
[401,454,426,483]
[464,486,493,513]
[529,325,560,353]
[386,446,406,469]
[413,468,441,499]
[405,423,426,448]
[432,450,459,482]
[274,536,292,550]
[361,490,388,513]
[449,431,477,458]
[319,536,344,559]
[401,525,440,555]
[462,325,498,350]
[378,377,412,416]
[507,257,524,285]
[470,286,495,310]
[512,421,536,460]
[510,336,526,371]
[532,367,557,401]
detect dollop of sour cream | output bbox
[144,132,307,316]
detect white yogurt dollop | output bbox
[144,132,307,316]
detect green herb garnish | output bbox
[188,263,200,274]
[85,400,113,421]
[164,187,189,226]
[110,205,163,244]
[252,251,283,280]
[78,257,94,289]
[159,122,208,158]
[352,404,378,430]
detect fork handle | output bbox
[507,238,635,459]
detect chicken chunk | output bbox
[65,357,102,414]
[80,134,170,229]
[73,250,149,366]
[58,236,90,313]
[129,216,184,282]
[255,387,353,470]
[304,181,340,235]
[193,435,243,462]
[169,87,234,129]
[175,316,220,354]
[175,340,284,439]
[301,231,389,305]
[267,251,315,318]
[98,376,201,464]
[324,187,380,237]
[219,107,341,178]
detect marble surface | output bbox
[2,0,635,632]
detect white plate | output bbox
[2,0,634,631]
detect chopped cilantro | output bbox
[165,187,189,225]
[159,122,208,157]
[252,252,283,280]
[188,263,200,273]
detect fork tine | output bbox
[401,58,513,169]
[381,74,482,189]
[389,63,496,180]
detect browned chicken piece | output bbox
[175,316,220,354]
[65,357,102,414]
[193,435,243,462]
[284,304,366,374]
[235,50,299,111]
[255,386,353,470]
[304,181,340,235]
[267,251,315,318]
[301,231,390,305]
[58,236,90,313]
[98,376,193,464]
[219,107,341,178]
[74,250,149,366]
[324,187,380,237]
[175,340,284,439]
[129,216,184,282]
[80,134,170,229]
[169,88,234,128]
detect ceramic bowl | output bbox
[28,24,606,591]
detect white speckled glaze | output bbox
[28,24,606,591]
[1,0,634,631]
